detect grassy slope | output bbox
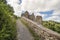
[42,21,60,33]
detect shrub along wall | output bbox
[42,21,60,33]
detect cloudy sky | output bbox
[6,0,60,22]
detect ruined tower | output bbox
[21,11,42,24]
[35,16,42,24]
[21,11,29,18]
[29,13,35,21]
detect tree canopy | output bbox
[42,21,60,33]
[0,0,16,40]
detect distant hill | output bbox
[42,21,60,33]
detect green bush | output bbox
[0,0,16,40]
[42,21,60,33]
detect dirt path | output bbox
[16,19,34,40]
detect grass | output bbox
[42,21,60,33]
[20,19,41,40]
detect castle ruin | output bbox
[21,11,42,24]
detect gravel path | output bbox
[16,19,34,40]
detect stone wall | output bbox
[21,11,29,18]
[29,13,35,21]
[21,17,60,40]
[21,11,42,24]
[35,16,42,24]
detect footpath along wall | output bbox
[21,17,60,40]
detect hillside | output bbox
[42,21,60,33]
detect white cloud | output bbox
[21,0,59,12]
[34,12,45,17]
[6,0,60,22]
[46,9,60,22]
[45,15,60,22]
[6,0,22,16]
[6,0,20,6]
[52,10,60,16]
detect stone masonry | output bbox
[21,11,42,24]
[29,13,35,21]
[21,17,60,40]
[21,11,29,18]
[36,16,42,24]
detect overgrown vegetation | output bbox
[42,21,60,33]
[0,0,17,40]
[21,19,41,40]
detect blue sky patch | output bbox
[19,0,22,4]
[40,10,54,14]
[40,10,54,19]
